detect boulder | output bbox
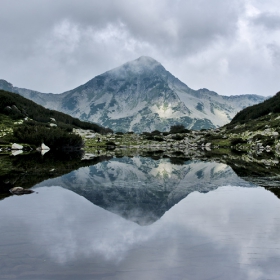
[41,149,49,156]
[12,143,23,150]
[12,150,23,156]
[9,187,34,195]
[41,143,50,150]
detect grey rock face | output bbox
[0,56,266,132]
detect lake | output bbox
[1,156,280,279]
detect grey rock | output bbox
[12,143,23,150]
[9,187,34,195]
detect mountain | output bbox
[0,57,266,132]
[34,157,253,225]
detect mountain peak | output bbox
[108,56,163,78]
[130,56,161,69]
[136,56,160,64]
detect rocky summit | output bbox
[0,56,266,132]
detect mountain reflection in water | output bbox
[1,156,280,280]
[34,157,254,225]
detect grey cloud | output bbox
[112,0,243,56]
[252,12,280,30]
[267,43,280,62]
[0,0,279,96]
[0,0,242,56]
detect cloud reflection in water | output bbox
[1,184,280,279]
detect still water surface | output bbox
[1,157,280,279]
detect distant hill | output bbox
[231,91,280,124]
[0,56,266,132]
[0,89,112,149]
[0,89,112,133]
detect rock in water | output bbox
[9,187,34,195]
[41,143,50,150]
[12,150,23,156]
[12,143,23,150]
[41,149,49,156]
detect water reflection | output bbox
[1,157,280,279]
[34,158,253,225]
[0,151,111,199]
[1,185,280,280]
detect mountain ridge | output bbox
[0,56,266,132]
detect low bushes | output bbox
[13,124,83,149]
[230,138,247,146]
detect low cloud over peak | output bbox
[0,0,279,96]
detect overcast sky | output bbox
[0,0,279,96]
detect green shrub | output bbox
[169,125,183,133]
[169,125,188,134]
[153,136,164,142]
[230,138,247,146]
[13,124,83,148]
[252,134,275,146]
[171,135,184,140]
[145,136,154,140]
[105,141,116,146]
[151,130,161,135]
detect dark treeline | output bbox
[0,89,112,134]
[231,91,280,124]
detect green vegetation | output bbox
[0,89,112,134]
[0,89,113,149]
[231,91,280,124]
[230,138,247,146]
[169,125,190,134]
[14,123,83,149]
